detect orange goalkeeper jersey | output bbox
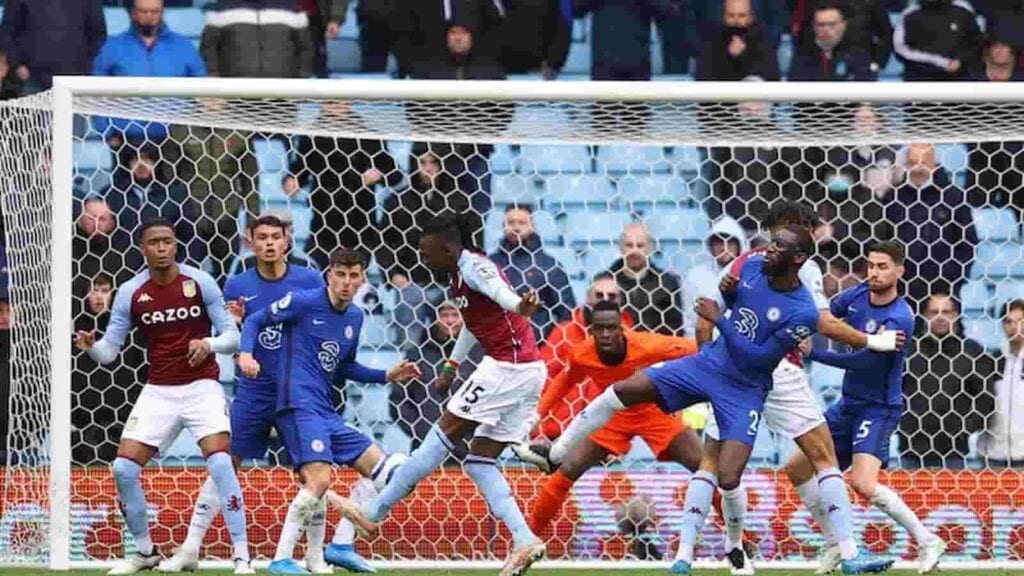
[537,330,698,438]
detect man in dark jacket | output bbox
[201,0,314,78]
[490,204,575,340]
[499,0,571,77]
[607,222,683,336]
[789,2,875,81]
[901,293,997,468]
[575,0,680,81]
[0,0,106,92]
[792,0,892,75]
[298,0,348,78]
[696,0,779,82]
[880,144,978,306]
[73,196,142,300]
[391,0,505,79]
[894,0,983,81]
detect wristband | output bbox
[442,359,459,374]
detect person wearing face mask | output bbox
[789,2,874,81]
[894,0,983,81]
[91,0,206,148]
[696,0,780,82]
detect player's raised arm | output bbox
[820,285,905,351]
[197,271,239,354]
[77,283,133,364]
[697,297,817,370]
[458,254,529,315]
[436,327,480,393]
[239,291,306,377]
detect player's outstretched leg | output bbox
[325,481,379,573]
[360,425,454,523]
[528,439,607,535]
[109,451,162,575]
[159,476,220,573]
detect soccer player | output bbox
[160,215,378,574]
[520,224,822,575]
[236,248,419,575]
[696,201,900,575]
[786,241,946,574]
[337,212,549,576]
[518,299,703,535]
[73,219,252,575]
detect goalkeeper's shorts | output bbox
[590,406,687,461]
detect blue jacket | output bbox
[92,23,206,142]
[490,234,575,339]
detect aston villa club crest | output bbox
[182,280,197,299]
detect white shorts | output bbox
[705,358,825,441]
[121,379,231,454]
[446,356,545,444]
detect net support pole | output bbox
[48,78,74,571]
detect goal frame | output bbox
[44,76,1024,571]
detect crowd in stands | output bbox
[0,0,1023,468]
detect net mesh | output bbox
[2,90,1024,565]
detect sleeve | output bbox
[893,11,952,70]
[829,285,858,319]
[336,334,388,383]
[869,2,894,70]
[199,20,222,76]
[536,362,580,418]
[459,255,522,313]
[543,0,571,71]
[87,284,133,365]
[799,261,829,311]
[222,275,240,303]
[240,291,304,353]
[807,346,880,371]
[197,272,239,353]
[713,308,817,370]
[91,41,113,76]
[450,326,480,364]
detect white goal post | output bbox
[8,77,1024,570]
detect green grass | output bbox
[0,565,983,569]
[0,571,990,576]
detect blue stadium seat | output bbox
[654,243,706,275]
[516,145,592,175]
[994,280,1024,309]
[670,146,704,175]
[74,140,113,172]
[338,9,360,40]
[562,41,591,76]
[971,242,1024,279]
[163,8,205,37]
[489,144,516,174]
[935,143,970,186]
[646,209,710,245]
[880,55,904,79]
[104,7,131,36]
[595,145,672,175]
[547,246,584,279]
[618,174,693,213]
[973,207,1020,242]
[543,174,616,213]
[253,137,289,174]
[960,280,993,314]
[327,38,362,73]
[492,174,540,208]
[580,245,622,273]
[360,314,391,349]
[565,212,634,247]
[964,317,1003,351]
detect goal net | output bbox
[4,78,1024,569]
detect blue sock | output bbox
[365,425,451,522]
[816,467,854,545]
[206,452,250,561]
[676,470,717,563]
[112,457,152,555]
[465,455,538,550]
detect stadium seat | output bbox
[964,317,1003,351]
[327,38,362,73]
[73,140,114,172]
[159,428,202,461]
[960,280,993,314]
[104,7,131,36]
[618,174,693,213]
[516,145,592,175]
[386,140,413,172]
[547,246,584,279]
[163,8,205,37]
[645,209,710,245]
[562,41,591,76]
[253,137,289,174]
[580,245,622,273]
[595,145,672,175]
[489,144,516,174]
[971,242,1024,279]
[935,143,970,186]
[565,212,634,247]
[654,243,707,275]
[670,146,704,175]
[492,174,540,208]
[361,314,391,349]
[994,280,1024,309]
[543,174,616,213]
[972,207,1019,243]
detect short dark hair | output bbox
[787,224,815,256]
[1004,299,1024,318]
[505,203,534,215]
[421,211,480,249]
[766,200,821,231]
[592,271,615,284]
[247,214,289,234]
[328,248,367,270]
[138,218,175,240]
[591,299,622,315]
[92,273,113,289]
[814,1,846,18]
[867,240,905,266]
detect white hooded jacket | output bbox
[681,216,749,337]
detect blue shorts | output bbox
[277,409,373,469]
[644,355,768,447]
[826,399,901,470]
[229,392,277,460]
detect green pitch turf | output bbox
[0,570,989,576]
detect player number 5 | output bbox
[857,420,873,440]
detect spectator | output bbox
[696,0,780,82]
[355,0,393,73]
[540,271,633,378]
[298,0,348,78]
[72,196,140,300]
[103,146,206,266]
[490,204,575,340]
[607,222,683,336]
[391,0,505,79]
[201,0,314,78]
[390,300,481,452]
[789,2,875,81]
[681,216,748,337]
[880,143,978,305]
[792,0,892,75]
[376,144,483,347]
[86,273,114,318]
[499,0,571,78]
[285,101,401,270]
[0,0,106,93]
[91,0,206,149]
[413,19,506,80]
[894,0,983,81]
[575,0,680,81]
[974,36,1023,81]
[902,293,996,468]
[978,299,1024,466]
